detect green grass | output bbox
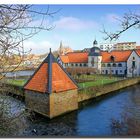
[78,78,117,88]
[78,74,121,88]
[6,79,27,86]
[5,74,121,88]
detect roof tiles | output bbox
[24,52,78,93]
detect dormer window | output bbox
[110,55,115,62]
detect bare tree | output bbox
[0,4,59,80]
[0,4,59,136]
[102,11,140,41]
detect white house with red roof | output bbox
[57,40,140,77]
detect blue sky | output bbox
[25,5,140,54]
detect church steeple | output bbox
[59,41,64,55]
[60,40,63,49]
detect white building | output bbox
[99,43,115,51]
[58,40,140,77]
[113,42,136,50]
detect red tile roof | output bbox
[24,53,78,93]
[60,55,69,63]
[101,50,132,62]
[60,52,88,63]
[136,46,140,49]
[24,63,48,93]
[60,50,135,63]
[52,63,78,92]
[135,49,140,56]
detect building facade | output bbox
[113,42,136,50]
[58,40,140,77]
[99,43,115,51]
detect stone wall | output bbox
[25,90,50,117]
[78,77,140,102]
[49,89,78,119]
[25,89,78,119]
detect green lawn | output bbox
[6,74,121,88]
[6,79,27,86]
[78,74,121,88]
[78,78,118,88]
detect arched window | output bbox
[118,63,122,67]
[84,63,87,67]
[112,63,116,67]
[102,63,105,67]
[133,57,135,60]
[107,63,111,67]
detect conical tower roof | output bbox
[24,49,78,93]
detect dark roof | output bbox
[88,47,101,56]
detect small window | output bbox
[120,70,122,73]
[112,70,114,73]
[107,63,111,67]
[84,63,87,67]
[118,63,122,67]
[132,61,135,68]
[75,64,78,67]
[102,70,104,72]
[71,63,74,66]
[102,63,105,67]
[112,63,116,67]
[80,63,82,67]
[133,57,135,60]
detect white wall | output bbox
[127,51,140,77]
[88,56,102,73]
[101,62,127,75]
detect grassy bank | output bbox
[5,74,121,88]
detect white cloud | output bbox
[105,14,120,23]
[23,41,58,54]
[53,16,98,31]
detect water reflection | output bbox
[1,84,140,136]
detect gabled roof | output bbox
[59,49,140,64]
[24,50,78,93]
[60,52,88,63]
[60,55,69,63]
[135,49,140,56]
[101,50,132,62]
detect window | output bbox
[120,70,122,73]
[133,57,135,60]
[105,70,108,74]
[71,63,74,66]
[102,63,105,67]
[84,63,87,67]
[118,63,122,67]
[102,70,104,73]
[112,70,114,73]
[132,61,135,68]
[115,70,118,75]
[75,64,78,67]
[112,63,116,67]
[80,63,82,67]
[107,63,111,67]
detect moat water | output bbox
[1,84,140,137]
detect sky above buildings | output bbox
[24,5,140,54]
